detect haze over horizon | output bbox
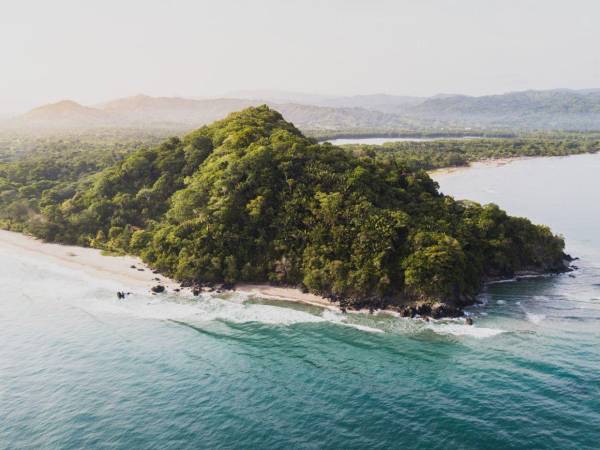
[2,0,599,114]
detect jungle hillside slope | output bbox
[0,107,570,316]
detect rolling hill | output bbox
[19,100,114,128]
[4,89,600,132]
[409,89,600,129]
[5,95,407,132]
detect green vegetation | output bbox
[0,129,168,163]
[307,129,515,141]
[0,129,169,232]
[0,107,569,312]
[347,138,600,171]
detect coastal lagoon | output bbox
[1,155,600,449]
[323,136,479,145]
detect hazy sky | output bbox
[1,0,599,113]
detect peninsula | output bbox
[0,107,571,317]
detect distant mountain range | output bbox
[4,89,600,132]
[5,95,409,132]
[22,100,112,127]
[409,90,600,130]
[225,90,424,113]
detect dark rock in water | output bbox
[137,268,145,272]
[415,303,431,317]
[180,280,193,288]
[130,265,136,269]
[221,282,235,291]
[116,291,125,299]
[151,285,165,293]
[399,306,416,318]
[152,270,159,274]
[431,303,462,319]
[465,317,474,325]
[397,302,462,320]
[192,288,200,296]
[154,277,161,281]
[569,274,576,278]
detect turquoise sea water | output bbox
[1,154,600,449]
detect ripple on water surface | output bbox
[2,154,600,449]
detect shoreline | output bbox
[0,229,180,292]
[235,283,339,310]
[0,216,569,323]
[0,229,569,321]
[0,229,448,319]
[427,156,534,176]
[428,152,600,177]
[0,229,341,311]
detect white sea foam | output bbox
[321,309,384,333]
[77,291,327,326]
[343,323,385,333]
[321,309,343,322]
[486,278,516,285]
[76,290,390,333]
[525,312,546,324]
[427,323,506,338]
[474,294,490,306]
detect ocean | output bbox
[1,154,599,449]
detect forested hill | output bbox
[0,106,569,314]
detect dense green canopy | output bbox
[348,138,599,171]
[1,106,567,308]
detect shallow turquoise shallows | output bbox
[1,154,600,449]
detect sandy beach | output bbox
[0,229,180,291]
[235,283,338,310]
[427,156,532,176]
[0,229,336,309]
